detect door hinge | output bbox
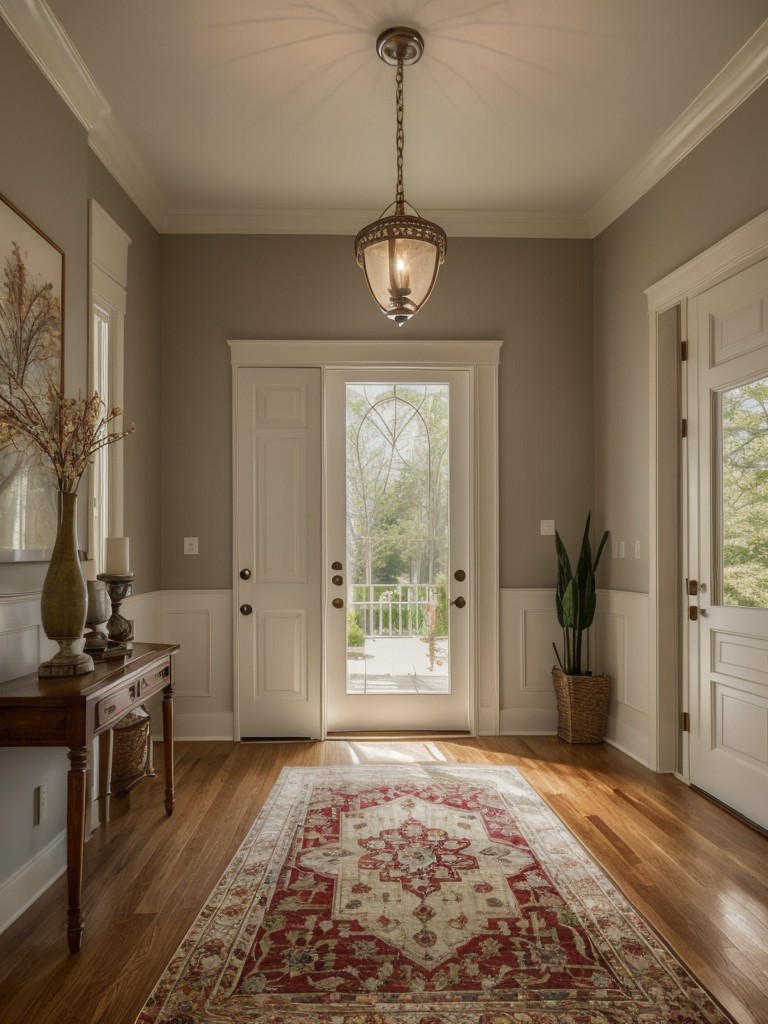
[681,418,688,438]
[681,711,690,732]
[681,340,688,361]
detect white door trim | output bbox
[646,207,768,773]
[228,340,502,738]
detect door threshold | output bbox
[326,730,472,741]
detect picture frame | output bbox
[0,193,65,561]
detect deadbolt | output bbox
[239,568,251,580]
[454,569,466,582]
[331,561,342,570]
[240,604,253,616]
[332,575,343,586]
[332,597,344,609]
[450,596,466,609]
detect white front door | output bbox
[687,257,768,829]
[234,367,322,738]
[324,369,472,732]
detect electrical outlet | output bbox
[34,783,47,825]
[184,536,199,555]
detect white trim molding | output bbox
[588,20,768,236]
[0,831,66,937]
[161,206,591,239]
[2,1,766,238]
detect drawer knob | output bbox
[104,704,117,717]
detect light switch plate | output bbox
[184,536,199,555]
[540,519,555,536]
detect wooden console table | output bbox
[0,642,179,953]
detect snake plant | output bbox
[553,513,609,675]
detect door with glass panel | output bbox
[325,370,471,732]
[687,257,768,830]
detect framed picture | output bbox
[0,193,64,561]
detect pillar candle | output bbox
[105,537,130,575]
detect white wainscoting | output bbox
[124,590,234,740]
[0,595,66,938]
[499,589,651,765]
[0,588,233,937]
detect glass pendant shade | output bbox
[355,27,447,326]
[355,204,447,326]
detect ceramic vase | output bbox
[39,491,94,677]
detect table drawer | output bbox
[138,662,170,699]
[95,686,136,728]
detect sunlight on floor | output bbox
[347,741,449,763]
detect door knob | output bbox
[240,604,253,616]
[332,575,343,586]
[331,561,342,570]
[454,569,466,582]
[450,596,466,609]
[332,597,344,609]
[239,568,251,580]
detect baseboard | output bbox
[0,830,66,935]
[152,711,234,742]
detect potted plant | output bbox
[552,513,611,743]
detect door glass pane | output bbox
[345,383,450,694]
[721,376,768,607]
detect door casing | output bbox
[229,339,502,739]
[647,208,768,775]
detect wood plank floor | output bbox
[0,737,766,1024]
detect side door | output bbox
[687,258,768,829]
[234,367,322,738]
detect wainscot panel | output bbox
[123,590,234,740]
[499,589,650,765]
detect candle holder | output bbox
[83,579,110,652]
[96,572,135,651]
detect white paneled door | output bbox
[235,368,322,738]
[687,258,768,829]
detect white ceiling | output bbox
[4,0,768,236]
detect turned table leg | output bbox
[66,745,88,953]
[162,682,175,816]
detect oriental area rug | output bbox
[137,764,732,1024]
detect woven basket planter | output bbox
[552,667,611,743]
[112,705,154,793]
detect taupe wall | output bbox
[0,18,88,883]
[0,19,88,597]
[159,235,594,591]
[594,81,768,592]
[0,21,161,889]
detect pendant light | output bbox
[355,27,447,327]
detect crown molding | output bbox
[0,0,167,231]
[587,18,768,237]
[161,206,591,238]
[3,1,767,239]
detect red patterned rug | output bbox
[136,764,732,1023]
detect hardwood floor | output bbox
[0,737,766,1024]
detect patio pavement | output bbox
[347,635,450,694]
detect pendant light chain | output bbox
[395,56,405,211]
[354,27,446,325]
